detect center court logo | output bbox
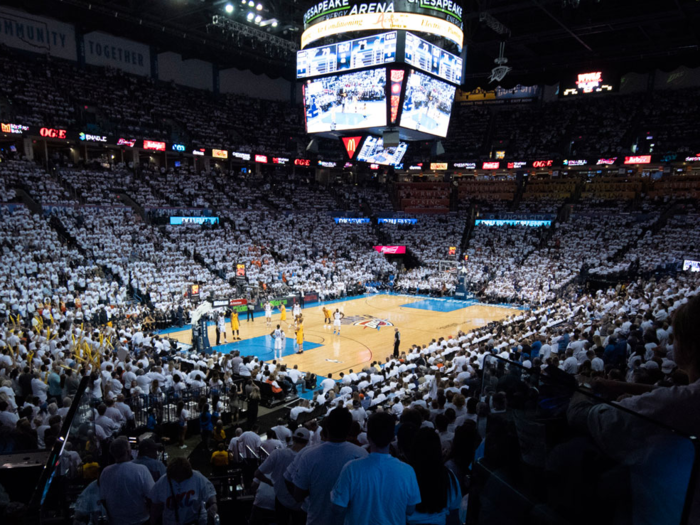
[350,315,394,329]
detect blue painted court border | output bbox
[215,335,322,361]
[401,298,480,312]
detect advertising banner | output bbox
[374,245,406,254]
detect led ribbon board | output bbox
[301,12,464,50]
[303,1,464,31]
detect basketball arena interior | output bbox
[0,0,699,523]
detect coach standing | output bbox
[393,328,400,358]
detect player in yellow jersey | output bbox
[322,306,332,330]
[295,322,304,354]
[230,310,240,340]
[278,303,288,328]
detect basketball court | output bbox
[163,294,521,378]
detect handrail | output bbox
[28,376,90,509]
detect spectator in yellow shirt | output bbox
[210,443,230,476]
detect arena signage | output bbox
[408,165,424,170]
[273,157,290,164]
[453,162,475,169]
[79,132,107,142]
[482,162,499,170]
[319,160,337,167]
[117,138,136,147]
[390,70,405,123]
[212,149,228,159]
[40,127,67,139]
[624,155,652,165]
[685,156,700,162]
[236,264,246,277]
[374,245,406,254]
[301,11,464,49]
[255,155,268,163]
[1,122,28,134]
[334,217,370,224]
[507,161,527,169]
[295,158,312,166]
[430,162,448,170]
[475,219,552,227]
[231,151,251,161]
[370,164,380,169]
[171,143,186,152]
[563,159,587,166]
[170,217,220,225]
[143,140,166,151]
[342,137,362,159]
[378,218,417,225]
[192,149,206,156]
[596,157,617,165]
[303,0,463,30]
[532,160,554,168]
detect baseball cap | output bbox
[293,428,310,442]
[661,359,676,374]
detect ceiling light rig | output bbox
[209,15,298,56]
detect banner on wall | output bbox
[83,31,150,76]
[0,7,76,60]
[456,85,539,106]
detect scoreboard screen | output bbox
[357,135,408,166]
[297,31,397,79]
[404,32,463,85]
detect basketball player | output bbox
[272,324,285,360]
[322,306,332,330]
[278,303,288,328]
[230,309,240,340]
[292,302,302,323]
[217,313,227,345]
[295,322,304,354]
[264,301,272,327]
[332,308,345,336]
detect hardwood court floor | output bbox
[167,294,517,378]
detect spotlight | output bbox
[225,3,234,13]
[272,20,278,27]
[246,11,254,20]
[256,3,263,10]
[255,14,262,23]
[248,0,254,6]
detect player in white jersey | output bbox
[271,324,285,360]
[292,302,302,326]
[332,309,345,335]
[264,302,272,327]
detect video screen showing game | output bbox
[399,70,456,138]
[304,68,387,133]
[356,135,408,166]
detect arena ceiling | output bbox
[9,0,700,86]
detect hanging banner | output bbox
[83,31,150,76]
[0,7,76,61]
